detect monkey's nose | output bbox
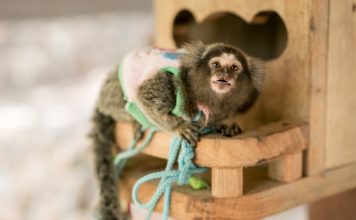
[221,71,230,79]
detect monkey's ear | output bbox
[180,41,206,69]
[247,56,265,92]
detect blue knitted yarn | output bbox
[114,127,213,220]
[131,128,212,220]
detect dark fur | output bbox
[89,69,132,220]
[90,109,122,220]
[89,42,264,220]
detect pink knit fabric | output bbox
[121,47,182,102]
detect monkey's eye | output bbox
[211,61,220,68]
[230,64,240,71]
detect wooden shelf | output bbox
[115,121,356,219]
[117,120,309,199]
[116,120,308,168]
[120,156,356,220]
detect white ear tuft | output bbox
[247,56,265,92]
[180,41,206,69]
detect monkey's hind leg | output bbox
[90,109,126,220]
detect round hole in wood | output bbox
[173,10,288,60]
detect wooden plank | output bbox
[121,161,356,220]
[211,167,243,197]
[325,0,356,169]
[307,0,330,175]
[116,120,308,168]
[268,152,303,182]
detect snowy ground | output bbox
[0,12,152,220]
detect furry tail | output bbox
[90,109,124,220]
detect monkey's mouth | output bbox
[210,76,234,94]
[211,78,234,94]
[213,79,231,86]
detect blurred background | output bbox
[0,0,152,219]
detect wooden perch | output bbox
[115,120,308,168]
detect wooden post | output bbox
[211,167,243,197]
[307,0,329,176]
[268,153,303,182]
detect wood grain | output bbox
[325,0,356,169]
[307,0,329,175]
[121,157,356,220]
[211,167,243,197]
[268,152,303,182]
[116,120,308,168]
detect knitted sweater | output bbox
[118,47,185,129]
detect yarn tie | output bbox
[131,134,209,220]
[114,127,213,220]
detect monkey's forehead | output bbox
[203,47,246,63]
[209,53,238,61]
[205,51,244,62]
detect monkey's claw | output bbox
[177,123,201,146]
[217,123,242,137]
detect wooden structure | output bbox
[116,0,356,219]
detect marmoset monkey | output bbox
[89,42,264,220]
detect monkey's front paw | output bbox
[217,123,242,137]
[177,123,200,146]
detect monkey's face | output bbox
[182,42,262,101]
[207,53,243,94]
